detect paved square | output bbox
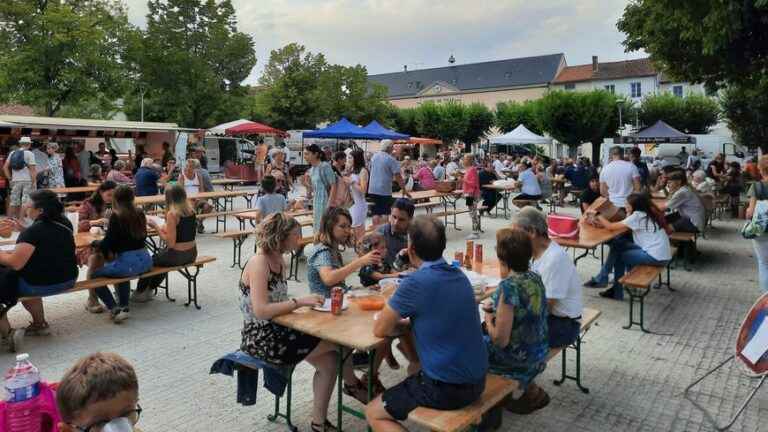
[3,197,766,432]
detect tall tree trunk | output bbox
[591,140,602,167]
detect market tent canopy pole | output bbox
[360,120,410,140]
[489,124,551,145]
[303,117,374,139]
[618,120,694,144]
[225,120,287,137]
[395,137,442,145]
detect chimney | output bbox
[404,65,408,72]
[449,54,456,65]
[592,56,599,72]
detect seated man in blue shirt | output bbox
[134,158,169,197]
[366,216,488,431]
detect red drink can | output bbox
[331,287,344,315]
[466,240,474,261]
[475,244,483,264]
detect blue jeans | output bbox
[593,236,633,285]
[753,237,768,293]
[17,278,77,297]
[594,238,667,300]
[93,249,151,310]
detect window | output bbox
[564,83,575,90]
[673,85,683,97]
[604,84,615,94]
[631,82,642,98]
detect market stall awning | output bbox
[361,121,410,140]
[303,118,372,139]
[225,120,287,137]
[618,120,694,144]
[395,137,442,145]
[208,119,251,135]
[489,124,551,145]
[0,115,189,133]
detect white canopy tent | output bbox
[489,124,551,145]
[207,119,251,136]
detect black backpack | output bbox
[9,150,27,171]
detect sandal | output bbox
[310,419,337,432]
[342,381,370,404]
[385,353,401,370]
[25,321,50,336]
[360,372,386,397]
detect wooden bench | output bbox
[512,199,540,210]
[407,308,602,432]
[288,236,315,282]
[414,201,443,214]
[431,209,470,231]
[198,209,254,233]
[216,230,253,269]
[408,374,518,432]
[546,307,601,394]
[19,256,216,310]
[618,248,677,334]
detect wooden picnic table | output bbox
[49,183,102,194]
[134,190,254,210]
[553,221,628,265]
[393,189,464,229]
[235,209,313,230]
[211,178,248,191]
[1,231,99,250]
[273,301,385,430]
[483,183,519,218]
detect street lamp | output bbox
[138,84,147,122]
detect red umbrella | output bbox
[225,121,287,137]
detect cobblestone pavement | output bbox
[2,194,766,432]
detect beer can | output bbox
[475,244,483,264]
[331,287,344,315]
[466,240,474,261]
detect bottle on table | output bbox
[4,353,42,432]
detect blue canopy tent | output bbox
[303,118,373,139]
[361,120,410,140]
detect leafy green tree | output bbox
[638,93,719,133]
[538,90,618,162]
[414,102,444,140]
[439,101,469,147]
[461,103,494,149]
[391,107,419,136]
[721,79,768,153]
[618,0,768,89]
[0,0,134,116]
[257,43,327,130]
[495,100,544,134]
[126,0,256,127]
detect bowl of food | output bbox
[356,295,386,311]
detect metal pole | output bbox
[140,91,145,123]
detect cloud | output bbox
[122,0,645,84]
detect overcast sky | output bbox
[123,0,646,84]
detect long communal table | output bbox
[482,183,519,218]
[211,178,249,191]
[393,189,463,229]
[135,190,256,212]
[553,221,628,265]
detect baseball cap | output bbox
[19,136,32,144]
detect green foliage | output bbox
[414,102,443,140]
[0,0,134,116]
[462,103,494,146]
[618,0,768,89]
[538,90,620,161]
[257,43,394,130]
[439,101,470,145]
[639,93,719,133]
[495,100,544,135]
[126,0,256,127]
[391,107,419,136]
[721,79,768,153]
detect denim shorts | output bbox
[382,371,485,420]
[18,278,76,297]
[92,249,152,278]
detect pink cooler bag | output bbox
[0,382,61,432]
[547,214,579,239]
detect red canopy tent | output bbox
[225,121,287,137]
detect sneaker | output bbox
[112,308,131,323]
[6,329,24,353]
[583,278,608,288]
[85,300,105,314]
[465,232,481,240]
[25,321,50,336]
[131,289,154,303]
[599,286,623,300]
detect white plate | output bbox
[313,298,350,312]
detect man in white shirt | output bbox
[445,158,460,179]
[599,146,640,208]
[492,155,506,178]
[3,136,37,219]
[511,207,583,347]
[76,142,91,182]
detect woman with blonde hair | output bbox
[132,184,198,302]
[240,213,340,431]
